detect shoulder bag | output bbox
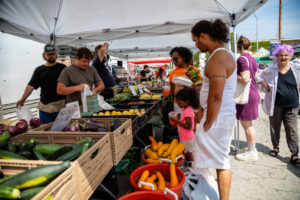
[234,56,251,105]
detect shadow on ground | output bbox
[230,140,300,178]
[230,140,272,155]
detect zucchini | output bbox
[0,166,3,179]
[34,144,61,155]
[18,151,31,158]
[0,141,8,149]
[80,143,90,156]
[6,143,16,153]
[56,145,82,161]
[20,187,44,200]
[46,145,73,161]
[33,150,47,161]
[75,137,94,145]
[25,138,36,151]
[19,142,28,152]
[0,150,27,160]
[0,161,70,189]
[0,185,20,199]
[0,131,11,142]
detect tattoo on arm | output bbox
[208,75,226,79]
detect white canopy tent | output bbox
[0,0,267,59]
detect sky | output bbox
[235,0,300,41]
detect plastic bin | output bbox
[129,164,185,198]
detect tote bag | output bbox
[234,56,251,105]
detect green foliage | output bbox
[251,41,270,51]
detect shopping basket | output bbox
[129,164,185,198]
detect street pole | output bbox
[279,0,282,41]
[253,14,258,51]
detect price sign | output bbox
[138,85,144,94]
[66,101,81,119]
[143,87,151,93]
[129,86,138,96]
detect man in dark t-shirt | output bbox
[16,44,66,123]
[140,65,151,82]
[92,43,116,99]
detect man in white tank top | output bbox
[191,19,237,200]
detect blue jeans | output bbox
[39,110,59,124]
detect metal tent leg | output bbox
[99,183,117,200]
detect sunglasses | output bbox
[172,57,178,62]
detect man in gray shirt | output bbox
[57,47,104,105]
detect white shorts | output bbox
[193,114,236,169]
[181,139,194,153]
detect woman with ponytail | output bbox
[191,19,237,200]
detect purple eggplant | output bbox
[7,126,20,137]
[16,120,28,134]
[63,122,80,132]
[30,118,42,128]
[85,123,107,132]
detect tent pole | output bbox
[233,26,237,57]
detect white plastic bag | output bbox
[16,105,34,123]
[98,95,115,110]
[182,168,219,200]
[81,84,93,112]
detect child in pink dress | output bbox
[169,88,200,163]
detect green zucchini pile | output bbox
[0,131,95,162]
[0,162,70,199]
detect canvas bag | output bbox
[234,56,251,105]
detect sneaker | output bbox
[235,150,258,161]
[236,147,248,154]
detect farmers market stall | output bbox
[0,0,269,199]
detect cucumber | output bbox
[56,145,82,161]
[80,143,90,156]
[20,187,44,200]
[46,145,73,160]
[0,161,70,189]
[34,144,61,155]
[0,131,11,142]
[6,143,16,153]
[75,137,94,145]
[0,185,20,199]
[0,150,27,160]
[33,150,47,161]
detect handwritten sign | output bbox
[50,107,73,131]
[129,86,138,96]
[66,101,81,119]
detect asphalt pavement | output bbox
[229,105,300,200]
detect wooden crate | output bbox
[0,160,80,200]
[10,132,113,199]
[29,118,133,165]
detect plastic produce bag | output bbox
[98,95,115,110]
[81,84,93,112]
[16,105,34,123]
[182,167,219,200]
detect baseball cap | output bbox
[44,44,57,54]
